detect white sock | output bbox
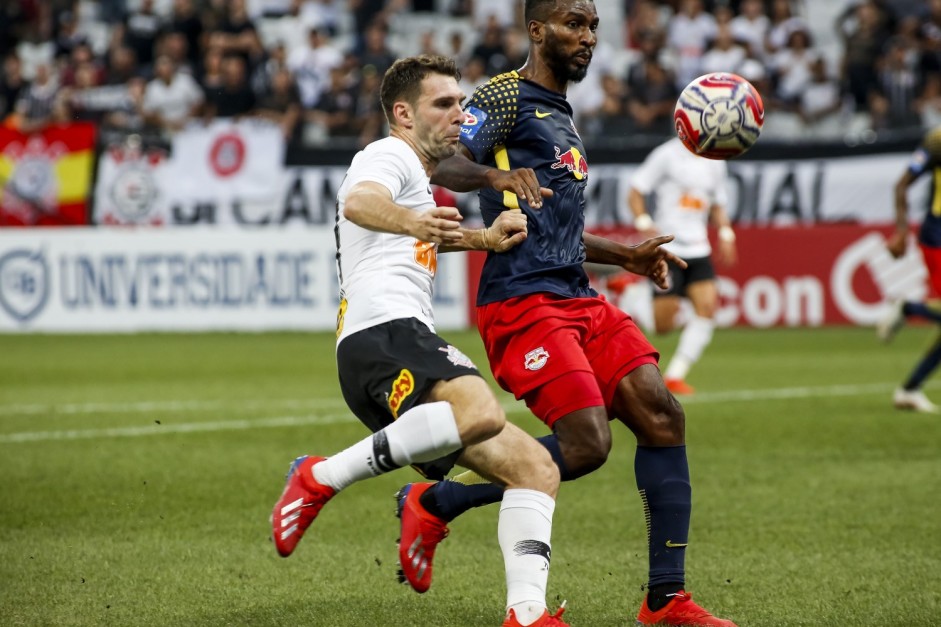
[313,401,462,491]
[500,488,555,625]
[665,315,714,381]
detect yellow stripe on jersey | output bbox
[933,169,941,217]
[493,145,519,209]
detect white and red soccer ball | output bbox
[674,72,765,160]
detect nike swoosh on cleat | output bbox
[665,540,688,548]
[535,109,552,119]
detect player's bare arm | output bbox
[440,209,528,253]
[343,180,463,244]
[583,232,687,290]
[432,145,553,208]
[888,170,916,258]
[710,203,737,266]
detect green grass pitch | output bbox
[1,327,940,626]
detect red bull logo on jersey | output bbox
[524,347,550,371]
[388,369,415,418]
[551,146,588,180]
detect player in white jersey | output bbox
[270,55,568,627]
[626,137,736,395]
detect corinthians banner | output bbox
[0,123,96,226]
[93,119,285,226]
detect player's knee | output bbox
[645,398,685,445]
[561,427,612,477]
[455,395,506,444]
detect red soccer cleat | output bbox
[665,378,696,396]
[271,455,336,557]
[503,603,569,626]
[395,482,449,593]
[636,591,736,626]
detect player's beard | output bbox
[544,30,591,84]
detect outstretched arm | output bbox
[344,181,463,244]
[583,232,687,290]
[887,169,916,258]
[440,209,528,253]
[432,145,553,208]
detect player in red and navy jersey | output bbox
[877,125,941,413]
[391,1,738,626]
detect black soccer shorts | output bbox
[653,255,716,298]
[336,317,482,480]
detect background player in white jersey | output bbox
[270,55,568,627]
[626,137,736,395]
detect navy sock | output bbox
[635,445,690,593]
[904,332,941,390]
[420,433,574,521]
[903,302,941,324]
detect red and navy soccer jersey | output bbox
[907,126,941,248]
[459,71,597,306]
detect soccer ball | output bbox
[673,72,765,160]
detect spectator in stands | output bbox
[199,44,225,91]
[120,0,162,72]
[869,36,926,130]
[167,0,204,69]
[103,45,138,86]
[142,54,204,134]
[287,25,343,109]
[0,54,26,122]
[798,57,843,134]
[840,0,892,115]
[625,0,671,50]
[348,0,407,54]
[254,66,302,140]
[13,61,60,133]
[667,0,718,89]
[471,17,510,76]
[252,41,288,97]
[307,64,356,138]
[457,56,490,98]
[350,64,385,147]
[700,22,748,75]
[730,0,770,61]
[211,0,264,70]
[203,53,256,119]
[157,31,195,76]
[769,27,818,108]
[624,28,679,135]
[300,0,341,37]
[102,77,147,133]
[765,0,807,57]
[357,21,397,78]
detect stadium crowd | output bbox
[1,0,941,148]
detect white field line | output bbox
[0,381,931,444]
[0,398,350,416]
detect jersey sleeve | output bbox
[910,127,941,178]
[459,76,521,163]
[630,142,671,195]
[346,141,411,200]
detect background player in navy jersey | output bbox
[877,125,941,413]
[392,1,738,626]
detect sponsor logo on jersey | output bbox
[388,369,415,418]
[550,146,588,181]
[523,347,550,371]
[461,106,488,140]
[439,345,475,369]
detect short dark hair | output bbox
[525,0,594,23]
[525,0,555,22]
[379,54,460,124]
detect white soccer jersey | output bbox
[335,136,437,344]
[630,138,729,259]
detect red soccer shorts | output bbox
[920,244,941,296]
[476,292,659,427]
